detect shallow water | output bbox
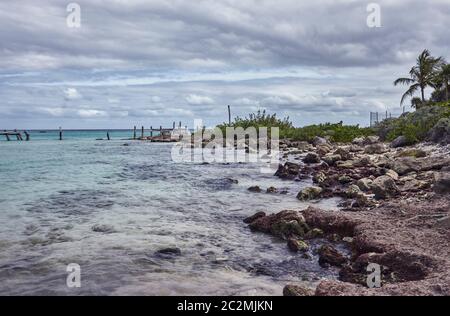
[0,135,340,295]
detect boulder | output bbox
[338,175,353,184]
[155,247,181,256]
[243,211,266,224]
[390,157,417,175]
[390,136,408,148]
[364,143,387,154]
[336,160,356,169]
[384,169,399,181]
[318,245,348,267]
[397,149,427,158]
[333,147,352,161]
[304,228,324,239]
[363,136,380,145]
[322,154,341,166]
[357,178,373,192]
[283,285,314,296]
[287,238,309,252]
[312,172,327,185]
[266,186,278,193]
[428,117,450,144]
[312,136,328,146]
[434,172,450,194]
[372,175,399,200]
[352,137,365,146]
[297,186,323,201]
[248,186,262,193]
[303,152,321,164]
[274,162,300,179]
[91,224,116,234]
[248,210,309,239]
[345,185,362,198]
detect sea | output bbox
[0,130,340,295]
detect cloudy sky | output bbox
[0,0,449,129]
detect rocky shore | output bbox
[244,136,450,296]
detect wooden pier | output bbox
[134,122,190,142]
[1,130,29,141]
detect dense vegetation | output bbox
[217,110,374,143]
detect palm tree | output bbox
[394,49,444,105]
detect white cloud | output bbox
[64,88,82,100]
[185,94,215,105]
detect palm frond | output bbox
[400,83,420,105]
[394,77,414,86]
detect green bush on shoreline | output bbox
[217,110,375,143]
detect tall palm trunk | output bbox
[421,86,425,102]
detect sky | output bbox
[0,0,449,129]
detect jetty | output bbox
[1,130,29,141]
[133,122,190,142]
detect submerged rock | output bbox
[318,245,348,267]
[274,162,300,179]
[287,238,309,252]
[297,186,323,201]
[91,224,116,234]
[266,186,278,193]
[243,211,266,224]
[248,210,309,239]
[248,186,262,193]
[156,247,181,256]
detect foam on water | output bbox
[0,136,340,295]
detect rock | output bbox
[428,117,450,144]
[318,245,348,267]
[352,137,365,146]
[266,186,278,193]
[384,169,399,181]
[303,152,321,164]
[363,135,380,145]
[345,185,362,198]
[333,148,352,161]
[316,145,331,157]
[434,172,450,194]
[338,175,353,184]
[322,154,341,166]
[354,156,372,167]
[372,175,399,200]
[91,224,116,234]
[248,210,309,239]
[156,247,181,256]
[397,149,427,158]
[391,157,417,175]
[305,228,324,239]
[342,237,354,243]
[283,285,314,296]
[312,172,327,185]
[287,238,309,252]
[297,186,323,201]
[248,186,262,193]
[293,141,311,151]
[349,145,364,152]
[364,143,387,154]
[357,178,373,192]
[274,162,300,179]
[336,160,356,169]
[353,193,374,208]
[390,136,408,148]
[312,136,328,146]
[243,211,266,224]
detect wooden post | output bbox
[141,126,144,139]
[107,132,110,140]
[160,126,162,139]
[5,134,10,141]
[24,131,30,141]
[179,121,182,129]
[59,127,63,141]
[173,121,175,130]
[150,126,153,138]
[228,105,231,126]
[133,126,136,140]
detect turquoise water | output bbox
[0,130,153,142]
[0,134,339,295]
